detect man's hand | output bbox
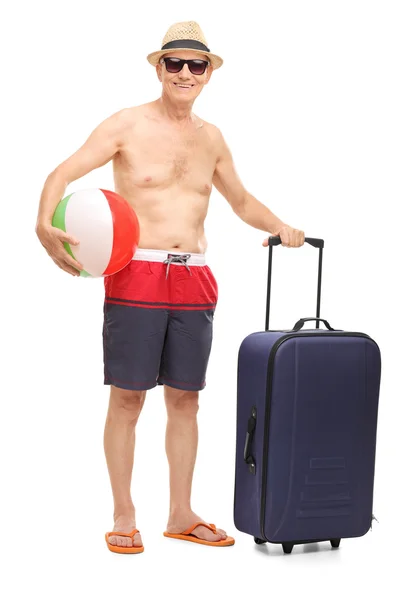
[262,225,305,248]
[36,224,84,276]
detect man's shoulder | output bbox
[106,103,155,127]
[198,119,223,140]
[198,121,230,161]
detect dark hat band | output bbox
[161,39,210,53]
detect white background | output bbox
[2,0,399,597]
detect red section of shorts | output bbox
[104,259,218,310]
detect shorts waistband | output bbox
[132,248,206,266]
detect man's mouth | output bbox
[173,83,194,89]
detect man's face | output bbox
[156,51,213,103]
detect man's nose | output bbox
[178,64,191,78]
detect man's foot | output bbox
[166,510,229,543]
[107,515,143,549]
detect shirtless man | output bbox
[35,21,305,553]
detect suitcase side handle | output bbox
[266,236,324,330]
[244,407,257,475]
[292,317,335,331]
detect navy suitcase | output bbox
[233,236,381,553]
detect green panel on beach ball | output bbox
[80,269,92,277]
[52,193,76,261]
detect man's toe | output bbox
[195,525,222,541]
[217,528,227,539]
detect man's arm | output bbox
[212,128,305,247]
[36,109,130,230]
[35,108,132,276]
[212,128,287,236]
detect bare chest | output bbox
[114,122,217,192]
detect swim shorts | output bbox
[103,248,218,391]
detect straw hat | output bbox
[147,21,223,69]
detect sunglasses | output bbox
[160,57,209,76]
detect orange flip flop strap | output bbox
[107,528,139,539]
[181,522,217,535]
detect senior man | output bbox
[36,21,305,553]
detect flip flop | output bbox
[163,522,235,547]
[105,528,144,554]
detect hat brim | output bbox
[147,48,223,69]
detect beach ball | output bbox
[52,188,140,277]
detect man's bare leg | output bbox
[164,385,228,542]
[104,385,146,548]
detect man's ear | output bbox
[156,64,162,82]
[204,65,214,84]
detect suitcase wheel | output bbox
[282,543,294,554]
[330,538,341,549]
[254,537,266,545]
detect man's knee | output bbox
[164,386,199,418]
[109,386,146,422]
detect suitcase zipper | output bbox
[259,331,375,541]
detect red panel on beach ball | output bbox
[101,190,140,276]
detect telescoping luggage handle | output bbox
[266,236,325,331]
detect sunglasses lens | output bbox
[189,60,207,75]
[164,58,183,73]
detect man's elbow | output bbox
[46,167,70,188]
[230,193,249,217]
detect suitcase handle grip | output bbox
[244,407,257,475]
[292,317,335,331]
[268,236,324,249]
